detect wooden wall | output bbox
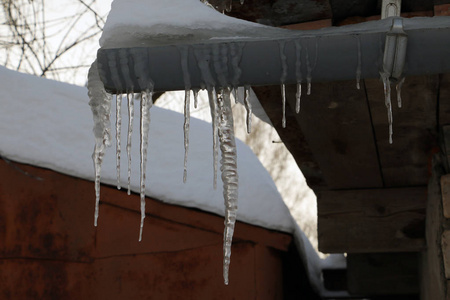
[0,158,296,299]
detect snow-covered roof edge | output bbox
[0,65,294,234]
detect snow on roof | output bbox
[0,65,294,233]
[100,0,450,50]
[99,0,284,48]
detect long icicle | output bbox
[217,88,238,286]
[138,90,153,242]
[396,77,405,108]
[116,94,122,189]
[183,91,191,183]
[87,60,112,227]
[281,84,286,128]
[179,46,192,183]
[126,92,134,195]
[208,87,219,189]
[244,85,252,134]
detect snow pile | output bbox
[0,65,293,233]
[100,0,450,50]
[99,0,284,48]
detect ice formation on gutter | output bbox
[87,0,450,286]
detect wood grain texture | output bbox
[441,174,450,218]
[365,75,439,187]
[289,80,383,190]
[318,187,426,253]
[0,159,293,299]
[442,230,450,279]
[420,158,446,300]
[347,252,419,296]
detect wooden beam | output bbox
[287,81,383,190]
[347,252,420,296]
[318,187,426,253]
[441,174,450,218]
[365,75,439,187]
[442,230,450,279]
[439,74,450,126]
[420,158,446,300]
[254,81,384,190]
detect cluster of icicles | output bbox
[88,36,404,285]
[88,43,247,285]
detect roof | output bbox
[0,65,294,233]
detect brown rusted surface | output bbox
[0,159,290,299]
[0,260,95,299]
[0,159,95,262]
[99,184,292,253]
[435,4,450,16]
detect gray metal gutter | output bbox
[96,17,450,93]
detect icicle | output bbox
[381,74,393,144]
[208,88,219,189]
[243,85,252,134]
[294,40,302,113]
[225,0,232,12]
[356,35,362,90]
[281,84,287,128]
[193,89,199,109]
[116,94,122,190]
[179,46,192,183]
[305,42,312,95]
[126,92,134,195]
[183,90,191,183]
[396,77,405,108]
[93,144,104,227]
[306,38,319,95]
[138,90,153,242]
[279,41,288,128]
[295,83,302,114]
[87,60,112,227]
[216,88,238,286]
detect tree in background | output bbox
[0,0,107,85]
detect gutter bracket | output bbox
[381,17,408,83]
